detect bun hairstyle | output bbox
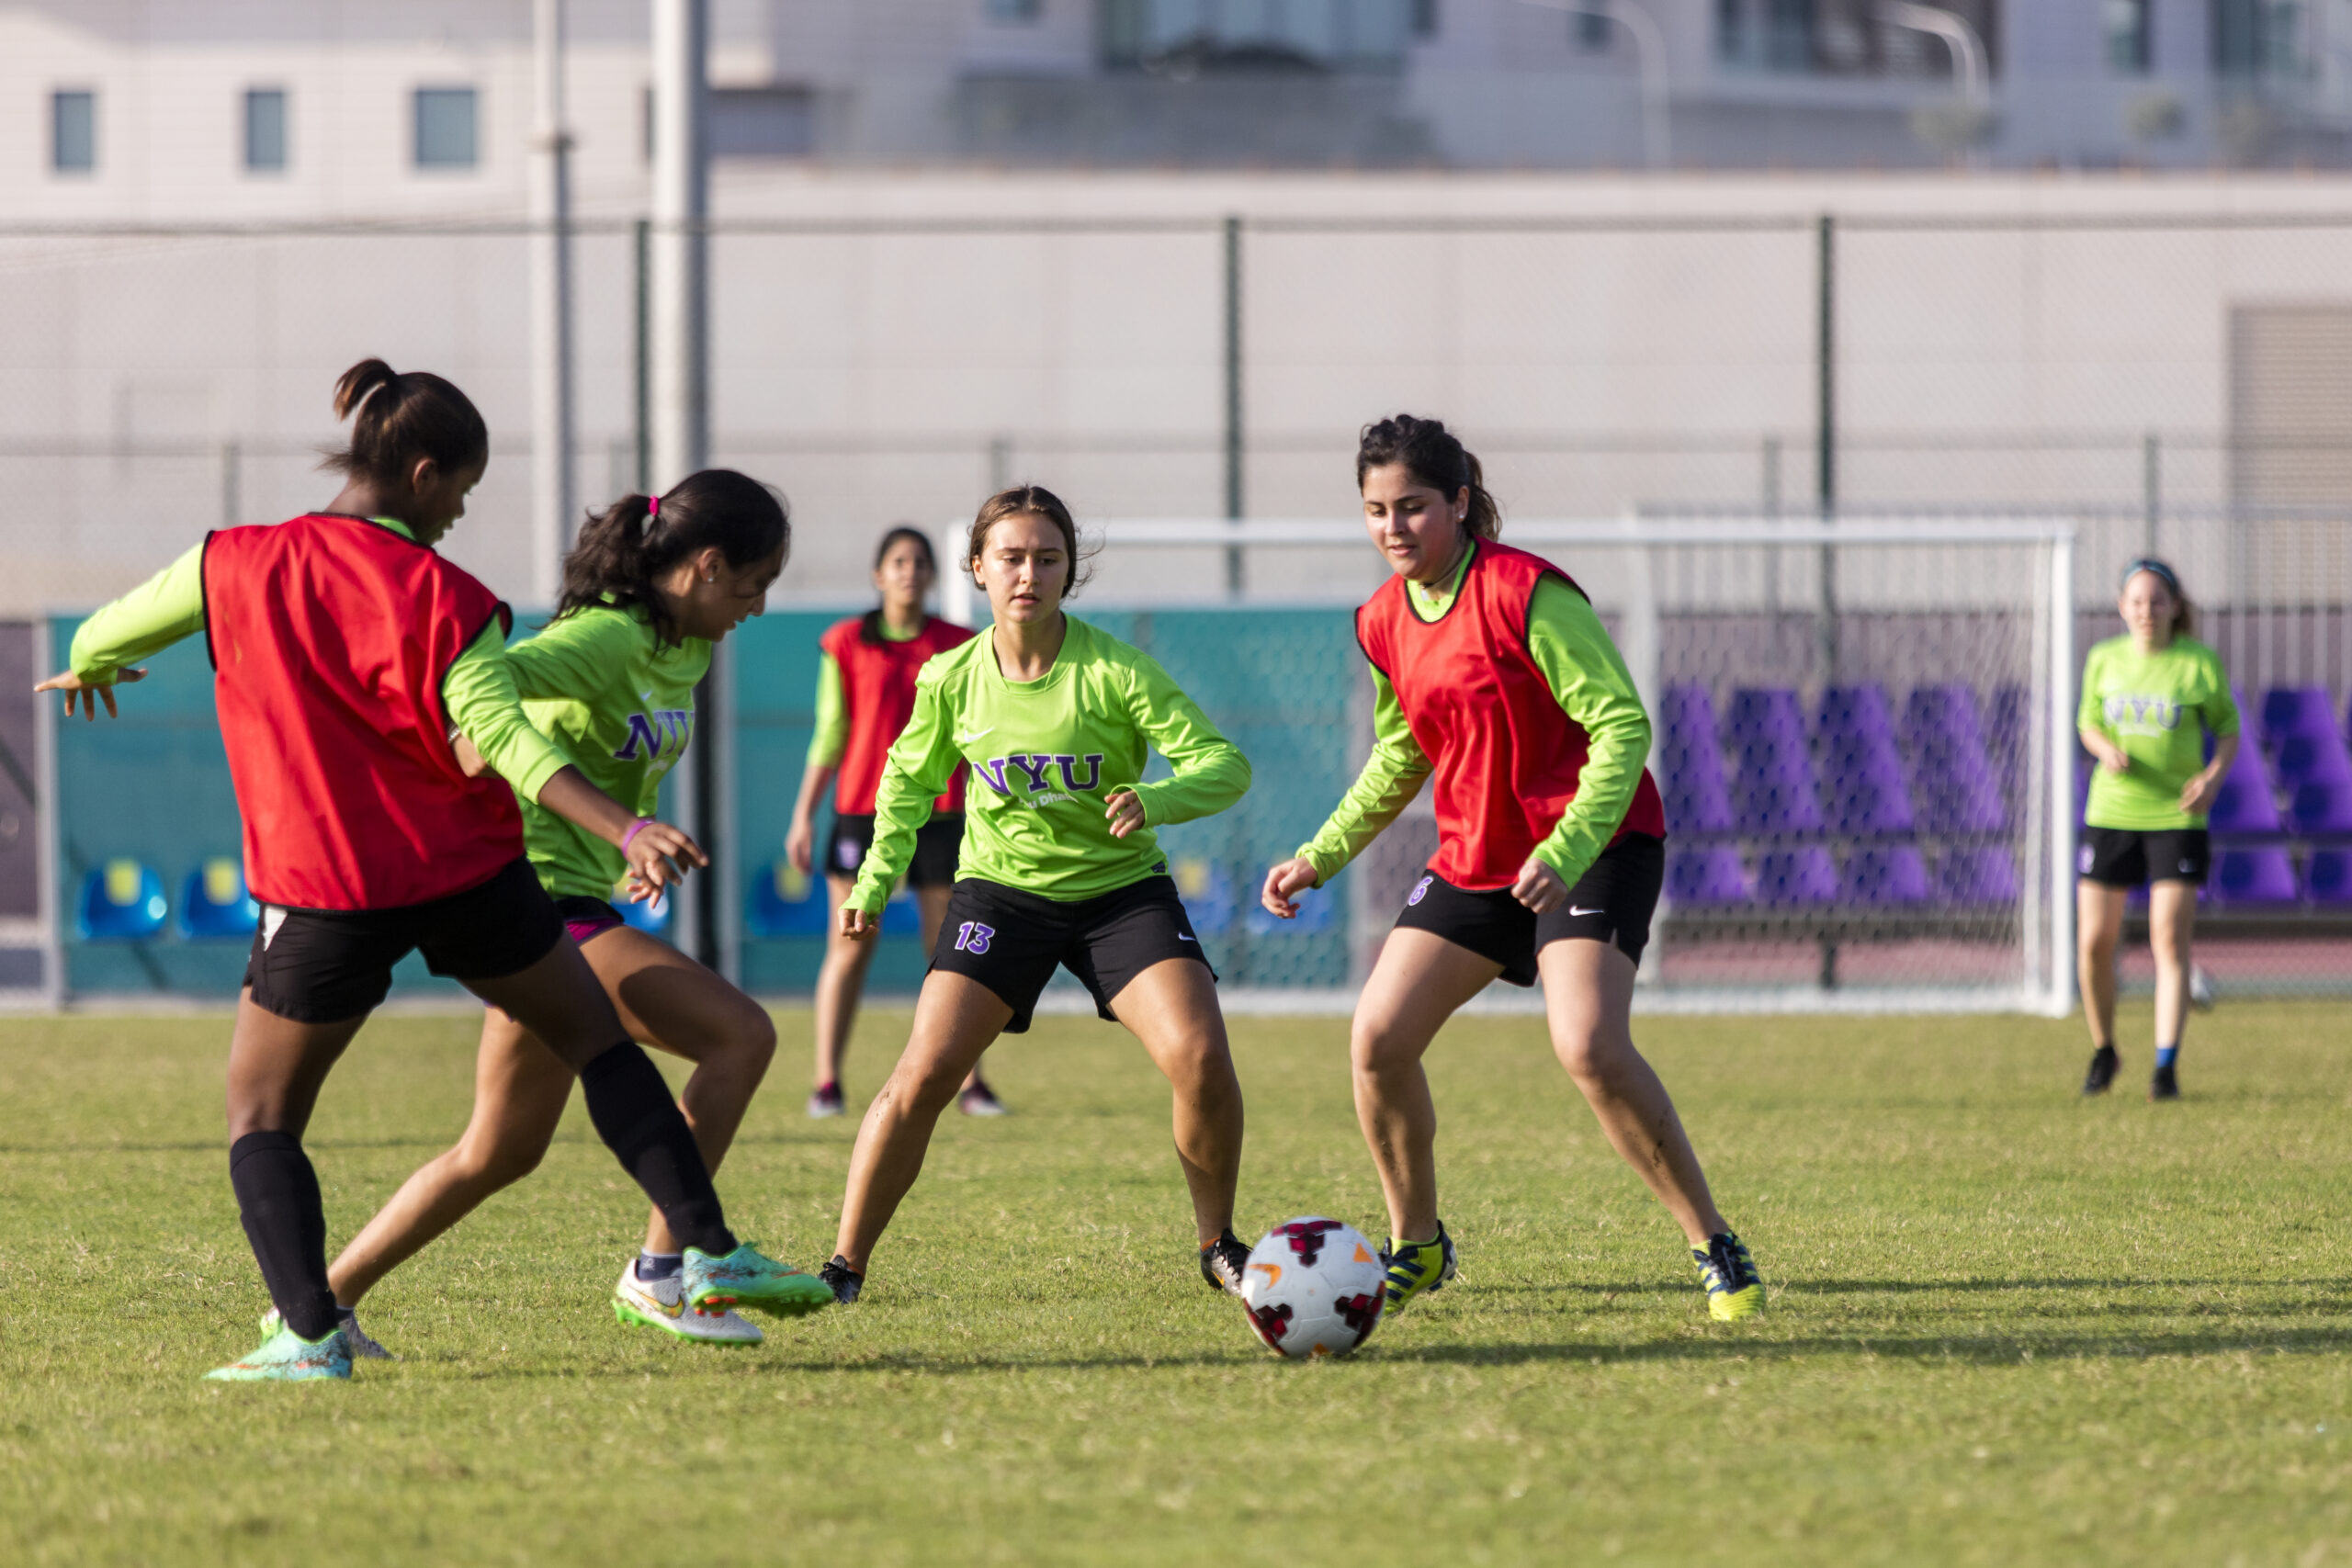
[874,525,938,575]
[2120,557,2194,637]
[965,484,1094,600]
[1356,414,1501,541]
[558,468,790,647]
[323,358,490,490]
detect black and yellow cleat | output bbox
[1692,1231,1764,1322]
[1380,1223,1458,1311]
[1199,1228,1251,1297]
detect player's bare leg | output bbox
[811,873,879,1098]
[830,971,1012,1277]
[1537,937,1725,1247]
[2076,881,2127,1093]
[1349,928,1501,1243]
[1107,957,1243,1247]
[2147,879,2196,1099]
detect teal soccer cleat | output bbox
[204,1320,351,1382]
[683,1243,833,1318]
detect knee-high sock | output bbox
[229,1131,338,1342]
[578,1043,736,1257]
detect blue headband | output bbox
[2120,558,2180,597]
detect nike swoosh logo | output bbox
[1178,933,1197,942]
[1569,906,1604,917]
[954,727,993,745]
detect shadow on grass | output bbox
[1480,1278,2335,1298]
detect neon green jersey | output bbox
[2077,635,2238,831]
[502,604,711,901]
[847,615,1251,914]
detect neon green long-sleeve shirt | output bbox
[1296,547,1653,891]
[67,523,571,803]
[848,615,1251,914]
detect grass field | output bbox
[3,1000,2349,1566]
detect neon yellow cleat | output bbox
[1380,1223,1458,1311]
[1692,1232,1765,1322]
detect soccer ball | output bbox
[1239,1217,1386,1359]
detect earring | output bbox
[704,571,715,583]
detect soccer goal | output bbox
[939,516,2079,1018]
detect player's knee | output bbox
[1350,1017,1417,1078]
[452,1134,545,1191]
[1551,1023,1626,1084]
[726,1002,778,1070]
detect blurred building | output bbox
[6,0,2352,219]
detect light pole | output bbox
[529,0,575,607]
[1516,0,1670,170]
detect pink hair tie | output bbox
[622,818,656,852]
[647,495,660,520]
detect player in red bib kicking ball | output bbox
[40,361,821,1379]
[1260,415,1765,1323]
[786,527,1004,1119]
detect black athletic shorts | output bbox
[2078,825,2211,889]
[930,874,1215,1034]
[1392,833,1665,987]
[243,856,568,1024]
[827,812,964,888]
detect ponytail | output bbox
[558,469,790,646]
[323,358,489,489]
[1356,414,1500,541]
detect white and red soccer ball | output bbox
[1239,1217,1386,1359]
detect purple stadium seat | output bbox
[2260,686,2338,750]
[2275,731,2352,789]
[2304,850,2352,904]
[1838,845,1931,905]
[1815,684,1917,838]
[2205,741,2282,834]
[2209,848,2299,906]
[2289,778,2352,836]
[1726,688,1824,838]
[1754,847,1838,906]
[1659,682,1735,837]
[1937,846,2018,906]
[1667,846,1750,906]
[1903,684,2007,835]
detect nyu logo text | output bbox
[614,709,694,762]
[971,752,1104,797]
[2103,694,2182,733]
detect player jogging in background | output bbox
[298,469,826,1351]
[37,361,821,1380]
[2075,558,2238,1102]
[786,526,1005,1120]
[817,486,1255,1306]
[1260,415,1766,1324]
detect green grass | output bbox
[4,1002,2350,1566]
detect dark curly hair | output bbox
[557,469,790,646]
[1356,414,1500,541]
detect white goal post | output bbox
[941,515,2078,1018]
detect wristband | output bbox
[622,818,657,853]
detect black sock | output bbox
[228,1131,339,1342]
[578,1043,736,1258]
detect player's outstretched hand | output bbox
[1261,857,1318,919]
[35,667,146,720]
[838,906,876,942]
[621,818,707,898]
[1511,856,1569,914]
[1104,789,1147,840]
[786,814,816,876]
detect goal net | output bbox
[942,517,2077,1016]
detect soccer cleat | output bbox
[2189,964,2217,1012]
[957,1078,1010,1117]
[807,1083,845,1119]
[820,1256,864,1305]
[2082,1043,2120,1096]
[2150,1063,2181,1101]
[683,1243,832,1318]
[612,1261,763,1344]
[1379,1224,1458,1311]
[1199,1228,1251,1297]
[261,1306,393,1360]
[1692,1232,1765,1322]
[204,1321,351,1382]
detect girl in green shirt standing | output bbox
[2075,558,2240,1102]
[818,486,1256,1304]
[315,469,832,1347]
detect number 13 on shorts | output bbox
[954,920,995,954]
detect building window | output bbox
[51,89,96,174]
[1411,0,1440,38]
[984,0,1042,17]
[413,87,479,170]
[1575,8,1613,51]
[2104,0,2151,72]
[244,88,288,171]
[2214,0,2302,76]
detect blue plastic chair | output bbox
[2206,742,2282,833]
[1171,856,1238,936]
[1937,846,2018,907]
[79,859,168,942]
[746,857,829,937]
[2289,778,2352,836]
[1838,845,1931,906]
[1666,846,1750,906]
[1659,682,1735,837]
[2260,686,2338,751]
[1754,847,1838,907]
[1725,688,1825,840]
[1246,881,1332,935]
[179,857,259,939]
[1904,683,2007,836]
[2209,849,2299,907]
[2304,850,2352,905]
